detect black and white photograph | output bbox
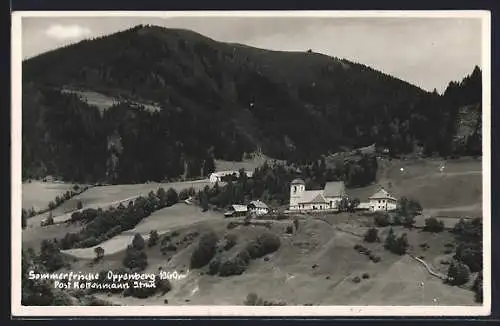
[11,11,490,316]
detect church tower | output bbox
[290,178,306,210]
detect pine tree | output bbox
[384,228,396,250]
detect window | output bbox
[293,186,297,194]
[378,200,381,203]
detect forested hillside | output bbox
[22,25,482,183]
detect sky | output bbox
[20,14,483,93]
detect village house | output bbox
[248,200,269,216]
[209,170,254,183]
[224,204,248,218]
[289,179,346,212]
[368,188,397,212]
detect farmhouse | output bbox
[368,188,397,212]
[289,179,346,211]
[248,200,269,216]
[224,204,248,217]
[209,170,254,183]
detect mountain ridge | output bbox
[21,24,482,183]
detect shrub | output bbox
[208,256,223,275]
[166,188,179,206]
[293,218,299,231]
[244,292,261,305]
[245,233,281,259]
[218,250,250,277]
[384,228,396,250]
[94,247,105,261]
[364,228,379,243]
[423,217,445,233]
[392,233,409,255]
[370,255,381,263]
[286,225,294,234]
[39,239,66,272]
[48,201,56,210]
[122,246,148,271]
[148,230,159,247]
[223,233,237,250]
[362,273,370,279]
[190,231,218,269]
[178,189,190,201]
[447,260,470,286]
[156,277,172,295]
[455,242,482,273]
[374,212,390,227]
[352,276,361,283]
[402,215,415,229]
[132,233,146,251]
[76,201,83,210]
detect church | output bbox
[288,178,346,211]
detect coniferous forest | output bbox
[22,25,482,184]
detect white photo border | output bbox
[11,10,492,317]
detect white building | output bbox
[248,200,269,216]
[368,188,397,212]
[289,179,346,211]
[209,170,253,183]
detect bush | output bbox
[132,233,146,251]
[384,228,396,250]
[244,292,261,305]
[148,230,159,247]
[384,229,408,255]
[218,250,250,277]
[455,242,482,273]
[122,246,148,271]
[39,239,66,272]
[208,256,223,275]
[364,228,379,243]
[76,200,83,210]
[362,273,370,279]
[447,260,470,286]
[178,189,190,201]
[227,221,239,229]
[223,233,237,250]
[245,233,281,259]
[293,218,299,231]
[392,233,409,255]
[374,212,390,227]
[156,278,172,295]
[286,225,294,234]
[94,247,105,261]
[370,255,381,263]
[48,201,56,210]
[352,276,361,283]
[423,217,445,233]
[166,188,179,206]
[190,231,218,269]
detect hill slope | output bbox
[22,25,482,183]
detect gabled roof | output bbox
[323,181,346,197]
[297,190,324,204]
[249,200,268,209]
[369,189,397,201]
[231,204,248,212]
[310,193,328,204]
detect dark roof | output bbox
[291,178,305,185]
